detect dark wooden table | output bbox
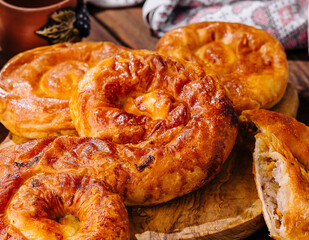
[0,4,308,240]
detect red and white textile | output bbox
[143,0,308,49]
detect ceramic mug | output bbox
[0,0,89,58]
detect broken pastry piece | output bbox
[241,109,309,240]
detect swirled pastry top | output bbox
[240,109,309,240]
[155,22,289,113]
[0,50,238,206]
[70,49,238,144]
[0,169,130,240]
[0,41,128,139]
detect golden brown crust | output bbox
[0,50,238,207]
[1,169,130,240]
[0,41,128,139]
[0,134,236,206]
[156,22,289,113]
[240,109,309,239]
[241,109,309,169]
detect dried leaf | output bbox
[51,10,76,23]
[35,9,79,44]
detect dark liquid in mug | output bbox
[4,0,64,8]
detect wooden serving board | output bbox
[129,139,263,240]
[128,83,299,240]
[0,84,299,240]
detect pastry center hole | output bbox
[195,42,236,75]
[122,90,172,120]
[54,214,81,238]
[39,61,88,99]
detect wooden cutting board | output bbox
[128,83,299,240]
[0,84,299,240]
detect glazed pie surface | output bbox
[156,22,289,113]
[0,41,128,139]
[0,169,130,240]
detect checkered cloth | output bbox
[143,0,308,50]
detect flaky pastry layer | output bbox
[241,109,309,240]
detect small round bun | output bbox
[0,42,128,139]
[156,22,289,113]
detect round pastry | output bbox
[240,109,309,239]
[69,49,238,204]
[0,169,130,240]
[155,22,289,113]
[0,41,128,139]
[0,50,238,206]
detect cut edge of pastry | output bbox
[253,133,291,239]
[253,132,309,240]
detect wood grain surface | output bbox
[0,5,308,240]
